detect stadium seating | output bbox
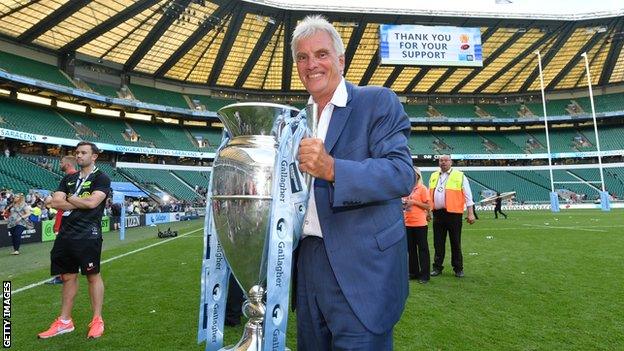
[87,82,119,97]
[478,104,510,118]
[576,93,624,114]
[128,84,189,109]
[128,121,197,151]
[173,170,210,189]
[62,111,153,147]
[0,51,74,87]
[190,95,236,112]
[0,156,61,192]
[0,99,77,139]
[434,104,476,118]
[119,168,199,200]
[96,163,130,183]
[479,133,525,153]
[434,132,486,153]
[465,171,550,202]
[187,127,223,150]
[403,104,429,117]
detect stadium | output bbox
[0,0,622,350]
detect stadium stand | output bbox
[127,121,197,151]
[434,104,476,118]
[466,171,550,203]
[173,170,210,189]
[478,104,510,118]
[190,95,236,112]
[119,168,199,201]
[0,99,77,139]
[128,84,189,109]
[87,82,119,97]
[403,104,429,117]
[576,93,624,114]
[479,133,525,153]
[433,132,487,153]
[0,51,74,87]
[0,156,61,192]
[187,127,223,150]
[96,163,130,183]
[62,111,153,148]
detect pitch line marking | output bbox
[520,223,607,232]
[11,227,203,296]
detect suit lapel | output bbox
[324,82,354,154]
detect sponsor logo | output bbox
[272,327,280,350]
[82,181,92,188]
[276,218,286,239]
[274,241,285,287]
[215,245,224,270]
[86,263,95,272]
[147,213,169,224]
[210,303,219,343]
[67,181,76,186]
[125,216,140,228]
[279,160,288,203]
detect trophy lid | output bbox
[217,102,300,138]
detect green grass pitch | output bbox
[2,210,622,350]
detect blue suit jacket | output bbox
[308,81,414,334]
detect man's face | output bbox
[439,156,452,172]
[75,145,97,168]
[295,31,345,104]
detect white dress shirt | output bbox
[302,78,348,238]
[432,169,475,210]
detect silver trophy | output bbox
[211,102,300,351]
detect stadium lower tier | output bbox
[2,158,622,204]
[2,97,624,156]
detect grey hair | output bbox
[291,14,345,61]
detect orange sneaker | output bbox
[37,318,75,339]
[87,316,104,339]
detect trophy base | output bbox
[219,319,290,351]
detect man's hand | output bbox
[466,206,476,224]
[466,213,476,224]
[298,138,335,182]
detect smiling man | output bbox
[293,15,414,351]
[38,141,110,340]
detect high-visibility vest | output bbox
[429,169,466,214]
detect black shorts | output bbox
[51,238,103,276]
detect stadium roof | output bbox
[1,0,623,97]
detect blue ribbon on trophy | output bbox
[263,113,309,351]
[197,103,312,351]
[197,135,231,349]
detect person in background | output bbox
[7,193,31,255]
[429,155,475,278]
[494,192,508,219]
[45,155,78,285]
[403,167,431,283]
[38,142,110,339]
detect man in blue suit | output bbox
[294,15,415,350]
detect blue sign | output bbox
[146,212,171,225]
